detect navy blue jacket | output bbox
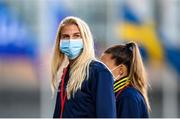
[116,86,149,118]
[53,60,116,118]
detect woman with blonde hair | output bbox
[101,42,150,118]
[52,16,116,118]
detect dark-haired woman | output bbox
[100,42,150,118]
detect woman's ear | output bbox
[119,64,128,77]
[119,64,124,75]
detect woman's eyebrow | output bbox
[61,34,69,36]
[73,32,81,35]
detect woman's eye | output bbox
[61,35,69,39]
[73,34,81,38]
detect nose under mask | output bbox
[60,39,84,60]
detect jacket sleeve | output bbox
[95,70,116,118]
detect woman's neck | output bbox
[69,58,77,65]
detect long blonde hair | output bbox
[104,41,151,112]
[51,16,95,99]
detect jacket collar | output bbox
[114,76,130,93]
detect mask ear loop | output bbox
[113,74,121,81]
[111,64,121,72]
[111,65,122,81]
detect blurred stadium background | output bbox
[0,0,180,117]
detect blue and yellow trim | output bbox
[114,77,130,93]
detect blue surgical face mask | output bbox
[60,39,83,60]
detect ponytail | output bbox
[127,42,151,112]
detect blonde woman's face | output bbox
[60,24,82,39]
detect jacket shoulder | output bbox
[117,87,145,102]
[89,60,110,72]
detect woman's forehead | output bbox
[100,53,113,61]
[61,24,80,34]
